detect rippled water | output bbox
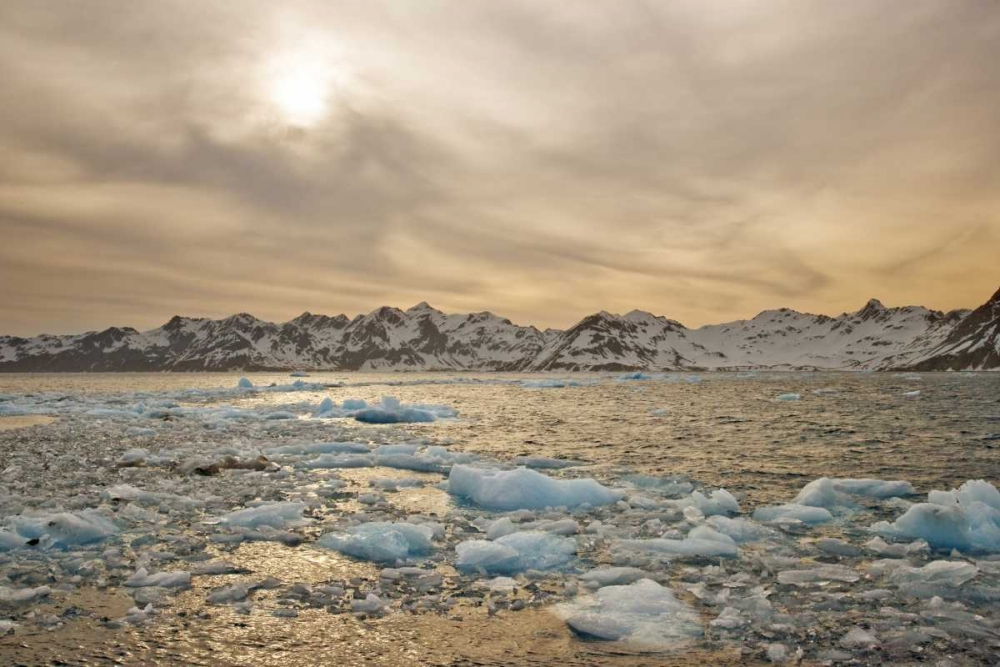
[1,371,999,666]
[3,371,998,504]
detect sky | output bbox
[2,1,999,336]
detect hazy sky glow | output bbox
[2,1,999,336]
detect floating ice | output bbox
[354,407,435,424]
[876,560,978,587]
[298,453,374,469]
[510,456,584,469]
[271,441,370,456]
[125,568,191,589]
[752,504,834,525]
[0,585,50,606]
[558,579,702,648]
[793,477,916,509]
[215,502,307,529]
[318,522,435,563]
[237,377,254,389]
[455,531,576,574]
[579,567,648,588]
[353,396,457,424]
[375,445,473,473]
[618,525,739,558]
[448,465,623,511]
[351,593,385,614]
[207,583,252,604]
[902,390,921,398]
[839,627,878,649]
[520,379,584,388]
[776,393,800,401]
[117,448,149,467]
[314,397,336,416]
[777,564,859,586]
[705,516,775,543]
[679,489,741,516]
[6,509,118,549]
[870,480,1000,552]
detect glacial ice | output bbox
[870,480,1000,552]
[558,579,702,647]
[579,567,648,588]
[777,564,859,586]
[752,504,834,525]
[309,395,458,423]
[318,522,435,563]
[215,502,308,529]
[677,489,741,516]
[510,456,583,469]
[125,568,191,589]
[520,379,585,388]
[237,377,254,389]
[793,477,916,509]
[6,509,118,548]
[448,465,624,511]
[455,531,576,574]
[705,516,775,543]
[0,585,51,606]
[776,393,800,401]
[618,525,739,558]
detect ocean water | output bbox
[1,371,999,665]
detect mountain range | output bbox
[2,287,998,372]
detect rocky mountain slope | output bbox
[2,289,997,372]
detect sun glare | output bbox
[269,64,329,125]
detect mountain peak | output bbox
[406,301,439,314]
[857,298,887,320]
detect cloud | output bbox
[1,0,999,335]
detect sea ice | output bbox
[352,396,457,424]
[705,516,775,543]
[510,456,584,469]
[839,627,878,649]
[124,568,191,589]
[793,477,916,509]
[870,481,1000,552]
[318,522,435,563]
[558,579,702,648]
[579,567,648,588]
[455,531,576,574]
[0,585,51,606]
[351,593,385,614]
[618,525,739,558]
[776,564,859,586]
[237,378,254,389]
[298,453,374,469]
[6,509,118,548]
[215,502,308,529]
[448,465,624,511]
[752,504,834,525]
[776,393,800,401]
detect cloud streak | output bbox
[2,0,999,335]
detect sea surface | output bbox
[1,371,998,665]
[2,371,998,505]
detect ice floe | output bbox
[455,531,576,574]
[557,579,702,647]
[448,465,623,511]
[318,522,435,563]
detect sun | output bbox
[269,64,329,126]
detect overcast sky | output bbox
[2,1,999,335]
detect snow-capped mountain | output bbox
[902,288,1000,371]
[0,304,553,372]
[1,289,997,371]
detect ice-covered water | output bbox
[1,371,999,665]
